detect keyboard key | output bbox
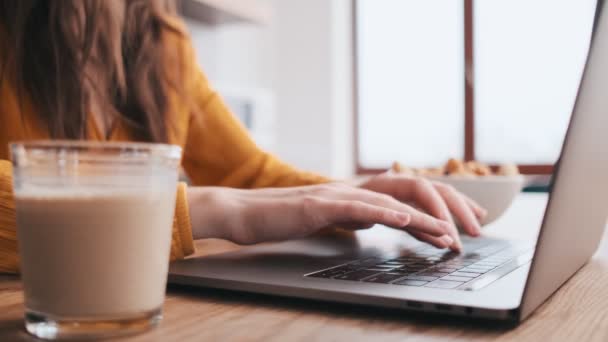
[437,268,459,273]
[331,265,361,272]
[394,279,429,286]
[425,280,464,289]
[372,265,399,270]
[410,263,432,268]
[365,268,395,272]
[451,271,480,278]
[380,261,406,266]
[374,263,398,267]
[403,275,439,281]
[364,273,406,284]
[415,264,434,269]
[351,258,387,267]
[484,257,509,263]
[462,267,490,274]
[469,264,495,270]
[442,275,474,282]
[393,267,417,274]
[419,272,450,277]
[473,261,501,267]
[444,261,474,267]
[334,270,380,281]
[463,253,482,260]
[396,261,418,266]
[307,271,336,278]
[307,267,354,278]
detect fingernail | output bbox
[395,212,410,226]
[453,237,463,252]
[440,235,454,247]
[447,239,462,252]
[473,222,482,236]
[450,244,462,253]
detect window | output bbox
[356,0,464,169]
[474,0,596,165]
[355,0,597,173]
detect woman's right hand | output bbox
[187,183,458,250]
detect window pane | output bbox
[474,0,596,165]
[357,0,464,169]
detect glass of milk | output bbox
[10,141,182,340]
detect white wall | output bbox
[185,0,354,178]
[184,19,275,89]
[273,0,354,178]
[185,20,218,81]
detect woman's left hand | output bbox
[358,172,487,250]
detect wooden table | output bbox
[2,194,608,341]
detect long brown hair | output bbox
[0,0,186,142]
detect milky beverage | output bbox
[15,188,176,317]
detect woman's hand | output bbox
[358,172,487,250]
[187,183,457,250]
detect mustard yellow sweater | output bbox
[0,19,327,273]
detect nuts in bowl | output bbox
[391,159,525,225]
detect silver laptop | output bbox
[169,1,608,323]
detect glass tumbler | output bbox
[10,141,182,340]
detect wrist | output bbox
[186,186,230,240]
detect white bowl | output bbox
[426,175,526,225]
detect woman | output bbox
[0,0,485,273]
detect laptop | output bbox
[169,1,608,323]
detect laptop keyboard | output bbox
[305,241,533,290]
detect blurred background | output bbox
[178,0,597,180]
